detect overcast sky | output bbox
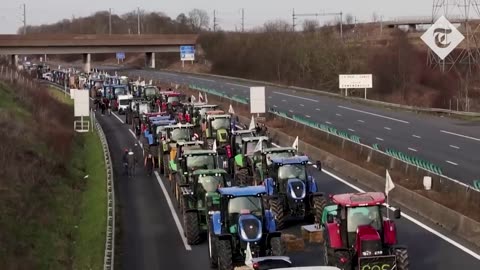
[0,1,467,34]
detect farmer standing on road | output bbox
[122,148,129,175]
[144,153,155,176]
[127,148,137,178]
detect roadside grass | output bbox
[50,87,107,270]
[48,86,73,105]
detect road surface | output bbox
[122,69,480,185]
[95,108,480,270]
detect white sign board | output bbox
[250,87,266,113]
[70,89,77,100]
[339,74,373,89]
[74,90,90,117]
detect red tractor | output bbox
[321,192,409,270]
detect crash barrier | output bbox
[94,115,116,270]
[186,85,480,248]
[172,69,480,116]
[189,84,249,105]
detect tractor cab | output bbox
[195,104,219,119]
[163,123,195,144]
[142,85,160,100]
[322,192,406,270]
[261,147,296,178]
[233,136,270,186]
[173,149,218,195]
[208,186,285,268]
[160,91,185,108]
[103,84,128,100]
[231,130,256,156]
[205,114,231,145]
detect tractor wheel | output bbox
[270,198,286,230]
[234,168,249,186]
[395,248,410,270]
[313,196,327,224]
[216,239,233,270]
[207,222,218,268]
[184,212,201,245]
[270,237,286,256]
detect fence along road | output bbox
[125,68,480,185]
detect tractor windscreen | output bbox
[228,196,262,217]
[278,164,306,180]
[144,87,158,97]
[170,128,191,142]
[266,151,295,166]
[119,99,130,105]
[347,206,382,232]
[211,118,230,131]
[246,141,268,155]
[167,96,179,103]
[186,155,215,171]
[114,87,127,96]
[198,175,224,192]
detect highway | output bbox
[95,107,480,270]
[123,69,480,184]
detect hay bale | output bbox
[301,224,324,243]
[281,233,305,252]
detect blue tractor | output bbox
[208,186,286,270]
[263,156,326,230]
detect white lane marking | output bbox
[154,172,192,251]
[316,108,321,111]
[218,119,480,260]
[227,82,249,88]
[273,105,278,108]
[440,130,480,142]
[338,105,410,124]
[188,76,214,82]
[326,121,332,125]
[306,115,311,118]
[129,129,136,138]
[129,129,144,155]
[112,112,125,124]
[412,134,422,139]
[282,99,286,102]
[446,160,459,166]
[348,128,355,132]
[300,104,305,107]
[384,127,392,130]
[449,145,460,149]
[376,137,384,141]
[357,120,365,123]
[408,147,418,152]
[273,91,319,102]
[336,113,342,117]
[289,110,294,113]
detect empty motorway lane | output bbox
[124,69,480,184]
[96,108,480,270]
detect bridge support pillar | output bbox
[9,54,18,66]
[82,53,91,73]
[145,52,155,69]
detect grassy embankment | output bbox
[0,80,106,270]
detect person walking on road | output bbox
[122,148,129,175]
[144,153,155,176]
[127,149,137,178]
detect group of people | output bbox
[122,148,156,178]
[94,97,112,115]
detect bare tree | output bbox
[188,9,210,31]
[345,13,354,25]
[302,19,319,32]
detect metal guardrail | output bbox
[94,116,115,270]
[168,69,480,117]
[41,80,115,270]
[190,84,478,191]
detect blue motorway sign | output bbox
[116,52,125,60]
[180,45,195,61]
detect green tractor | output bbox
[181,169,232,244]
[204,114,231,147]
[159,123,195,176]
[168,140,205,181]
[171,149,218,204]
[233,136,270,186]
[225,129,256,176]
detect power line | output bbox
[292,10,344,38]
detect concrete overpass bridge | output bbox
[0,34,198,72]
[384,15,476,31]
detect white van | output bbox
[117,94,133,114]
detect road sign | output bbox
[339,74,373,89]
[74,90,90,117]
[116,52,125,60]
[180,45,195,61]
[421,16,464,60]
[250,87,266,114]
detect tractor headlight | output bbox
[362,251,372,256]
